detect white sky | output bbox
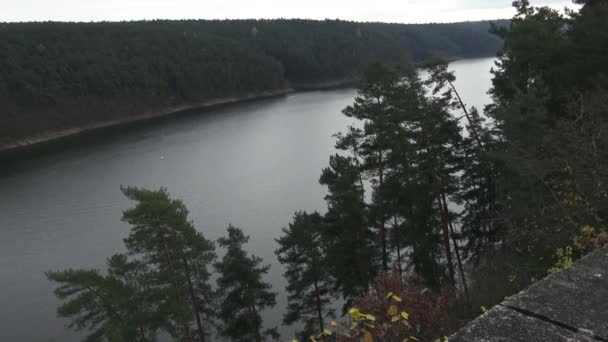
[1,0,575,23]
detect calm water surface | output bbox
[0,58,494,341]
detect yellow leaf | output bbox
[363,331,373,342]
[349,308,362,320]
[323,328,332,336]
[391,315,401,322]
[401,311,409,320]
[349,322,358,330]
[392,295,402,302]
[330,320,338,327]
[408,336,419,341]
[388,304,398,316]
[364,313,376,321]
[386,292,394,299]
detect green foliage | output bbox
[120,187,217,341]
[454,0,608,310]
[275,211,335,341]
[319,154,377,308]
[215,225,277,342]
[280,61,473,341]
[0,19,505,145]
[486,0,608,263]
[46,259,156,342]
[47,187,217,342]
[548,246,574,274]
[338,62,465,286]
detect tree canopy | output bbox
[0,19,505,147]
[47,187,217,342]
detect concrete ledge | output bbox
[450,246,608,341]
[450,305,594,342]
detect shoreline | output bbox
[0,78,360,156]
[0,54,497,156]
[0,89,295,155]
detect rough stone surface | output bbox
[504,246,608,340]
[450,246,608,341]
[450,305,594,342]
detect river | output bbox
[0,57,495,341]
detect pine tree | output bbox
[476,0,608,296]
[47,187,217,342]
[333,63,465,287]
[214,225,277,342]
[46,255,157,342]
[121,187,216,342]
[417,95,463,286]
[341,63,403,272]
[426,61,495,301]
[275,211,335,340]
[319,154,377,308]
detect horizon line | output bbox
[0,17,512,25]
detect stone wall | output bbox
[450,246,608,341]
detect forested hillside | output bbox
[0,19,505,149]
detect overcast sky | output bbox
[2,0,574,23]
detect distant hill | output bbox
[0,19,507,150]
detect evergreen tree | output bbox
[341,62,403,272]
[421,95,464,286]
[487,0,601,257]
[214,225,277,342]
[454,108,501,261]
[46,256,157,342]
[459,0,608,303]
[319,154,377,309]
[121,187,216,342]
[275,211,335,341]
[426,61,496,300]
[47,187,217,342]
[332,63,465,287]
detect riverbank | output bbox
[0,78,364,156]
[0,89,295,155]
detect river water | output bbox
[0,58,495,341]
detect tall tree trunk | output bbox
[440,192,471,311]
[486,175,497,246]
[447,79,485,153]
[139,326,147,341]
[437,193,456,285]
[250,300,262,342]
[448,76,501,255]
[379,151,388,272]
[313,279,325,341]
[393,217,403,280]
[163,239,192,342]
[352,149,366,204]
[182,256,206,342]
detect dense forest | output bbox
[44,0,608,341]
[0,19,506,148]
